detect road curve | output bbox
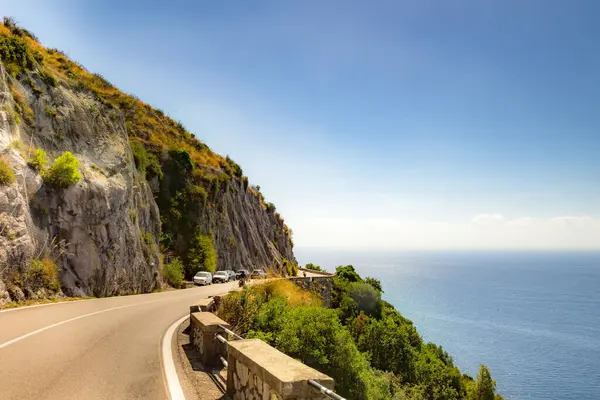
[0,282,237,400]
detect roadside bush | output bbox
[162,257,184,288]
[0,158,16,185]
[24,258,60,292]
[27,148,48,172]
[43,151,81,187]
[186,228,216,276]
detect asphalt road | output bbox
[0,282,237,400]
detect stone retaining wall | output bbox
[288,276,334,307]
[227,339,334,400]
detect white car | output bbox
[193,271,212,286]
[213,271,230,283]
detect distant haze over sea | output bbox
[296,249,600,400]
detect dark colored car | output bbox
[226,270,237,280]
[236,269,249,280]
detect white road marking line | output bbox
[0,298,92,314]
[161,314,188,400]
[0,298,168,350]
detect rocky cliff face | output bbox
[0,64,161,301]
[0,22,295,305]
[196,178,294,272]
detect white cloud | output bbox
[291,214,600,250]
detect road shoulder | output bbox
[173,317,227,400]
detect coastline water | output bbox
[295,249,600,400]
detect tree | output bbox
[358,316,418,382]
[336,265,362,282]
[187,228,216,276]
[467,365,500,400]
[365,276,383,293]
[275,306,391,399]
[349,282,382,317]
[305,263,324,272]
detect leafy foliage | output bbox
[365,276,384,293]
[217,268,504,400]
[0,25,37,76]
[348,282,382,318]
[162,257,184,288]
[130,141,163,179]
[0,158,16,185]
[305,263,324,272]
[282,257,298,276]
[466,365,503,400]
[336,264,362,282]
[186,228,216,276]
[40,69,57,87]
[43,151,81,188]
[24,258,60,292]
[27,148,49,172]
[224,155,243,178]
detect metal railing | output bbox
[214,325,346,400]
[308,380,346,400]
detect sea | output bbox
[295,249,600,400]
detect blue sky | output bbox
[3,0,599,249]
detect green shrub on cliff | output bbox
[131,141,163,179]
[282,258,298,276]
[0,158,16,185]
[0,26,36,76]
[43,151,81,188]
[27,148,49,172]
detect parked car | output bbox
[250,269,266,279]
[193,271,212,286]
[226,270,237,280]
[213,271,230,283]
[236,269,250,280]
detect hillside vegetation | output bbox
[0,17,296,302]
[218,270,504,400]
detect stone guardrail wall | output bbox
[297,267,334,276]
[288,276,334,307]
[227,339,333,400]
[189,302,337,399]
